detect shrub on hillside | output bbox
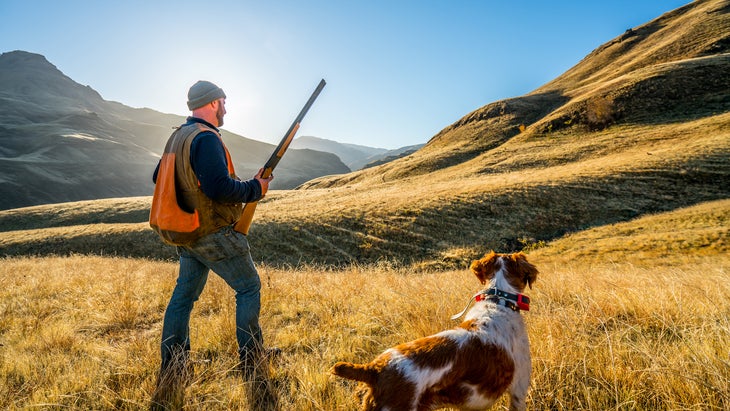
[584,95,616,130]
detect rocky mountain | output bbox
[0,50,349,210]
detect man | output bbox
[151,80,274,381]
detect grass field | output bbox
[0,197,728,411]
[1,228,728,409]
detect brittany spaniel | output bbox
[331,251,538,411]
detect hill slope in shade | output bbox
[0,51,349,210]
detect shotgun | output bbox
[234,78,326,235]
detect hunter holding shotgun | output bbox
[150,80,274,385]
[150,79,325,406]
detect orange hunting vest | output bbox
[149,122,242,245]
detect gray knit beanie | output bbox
[187,80,226,110]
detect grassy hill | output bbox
[265,0,728,267]
[3,106,725,267]
[1,0,728,268]
[531,199,729,265]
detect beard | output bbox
[216,104,225,127]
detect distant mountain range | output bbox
[291,135,424,170]
[0,50,354,210]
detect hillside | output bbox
[360,143,425,169]
[530,198,729,265]
[0,51,349,210]
[0,0,728,268]
[302,0,729,186]
[0,195,727,269]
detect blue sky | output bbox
[1,0,689,149]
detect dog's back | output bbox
[333,312,524,410]
[332,252,537,411]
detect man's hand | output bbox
[254,168,274,197]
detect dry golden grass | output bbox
[250,112,730,267]
[531,199,729,266]
[1,251,728,410]
[527,257,730,410]
[0,3,727,408]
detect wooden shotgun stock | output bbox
[234,79,326,235]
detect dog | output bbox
[331,251,538,411]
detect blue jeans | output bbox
[160,225,262,369]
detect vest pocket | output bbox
[149,153,201,245]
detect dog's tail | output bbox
[331,361,378,385]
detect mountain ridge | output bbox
[291,135,425,171]
[0,50,350,210]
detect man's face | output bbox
[215,98,227,126]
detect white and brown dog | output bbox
[331,251,538,411]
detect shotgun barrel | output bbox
[234,79,326,235]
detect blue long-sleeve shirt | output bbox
[153,117,262,204]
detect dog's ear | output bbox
[470,251,497,284]
[470,260,487,284]
[514,252,538,289]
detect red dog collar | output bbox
[451,288,531,320]
[477,288,530,311]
